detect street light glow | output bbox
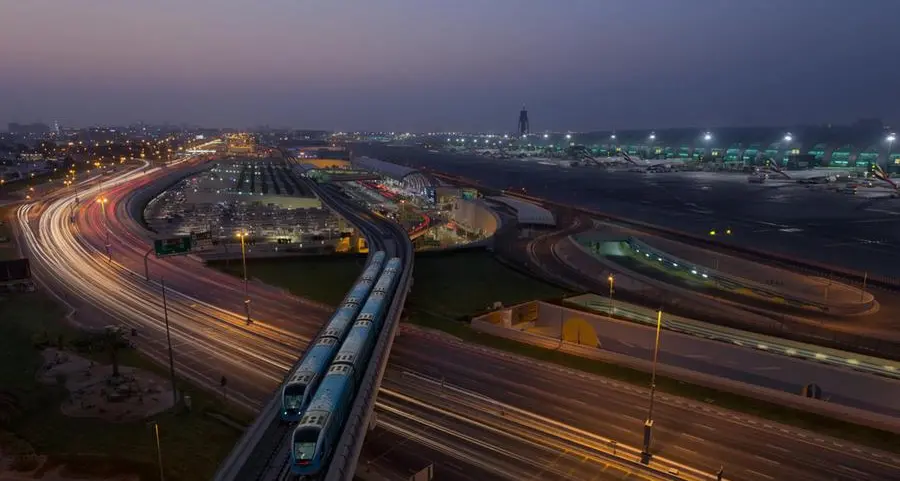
[610,134,616,140]
[565,134,572,140]
[649,133,656,141]
[784,133,793,142]
[888,133,897,143]
[704,132,712,141]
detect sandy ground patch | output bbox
[38,348,174,422]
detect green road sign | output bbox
[154,236,192,257]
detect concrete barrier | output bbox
[469,318,900,434]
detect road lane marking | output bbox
[673,445,698,456]
[682,434,704,443]
[838,465,867,477]
[745,469,774,479]
[765,444,790,453]
[754,455,780,465]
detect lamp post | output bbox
[160,279,177,406]
[97,197,111,261]
[642,309,664,461]
[648,132,656,159]
[237,231,252,324]
[702,131,712,160]
[150,421,164,481]
[607,275,615,318]
[887,133,896,171]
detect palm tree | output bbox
[100,327,125,377]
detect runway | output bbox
[353,144,900,280]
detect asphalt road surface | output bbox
[354,144,900,279]
[391,329,900,481]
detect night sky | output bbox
[2,0,898,132]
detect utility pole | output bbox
[607,274,615,319]
[144,246,153,281]
[861,271,868,302]
[161,279,177,406]
[151,421,165,481]
[642,309,663,462]
[238,231,252,324]
[98,197,111,262]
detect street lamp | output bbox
[887,133,896,169]
[97,197,111,261]
[642,309,664,461]
[236,231,252,324]
[150,421,165,481]
[783,133,793,143]
[607,275,615,318]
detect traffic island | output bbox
[574,230,876,317]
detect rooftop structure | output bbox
[486,196,556,227]
[351,156,434,192]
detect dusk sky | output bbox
[2,0,899,132]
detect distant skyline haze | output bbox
[2,0,899,132]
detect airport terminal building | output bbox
[563,124,898,172]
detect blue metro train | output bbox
[290,257,403,476]
[280,251,386,422]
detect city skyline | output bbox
[2,0,899,131]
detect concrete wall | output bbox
[471,314,900,434]
[449,197,499,237]
[473,300,900,430]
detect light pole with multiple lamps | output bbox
[641,309,664,462]
[237,231,252,324]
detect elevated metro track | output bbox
[213,182,415,481]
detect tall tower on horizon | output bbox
[518,105,530,136]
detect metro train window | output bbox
[294,441,317,462]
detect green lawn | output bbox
[0,292,246,481]
[210,254,370,306]
[210,249,569,320]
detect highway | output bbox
[15,158,900,480]
[390,328,900,481]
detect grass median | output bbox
[211,248,900,455]
[0,291,248,481]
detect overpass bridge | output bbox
[213,179,414,481]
